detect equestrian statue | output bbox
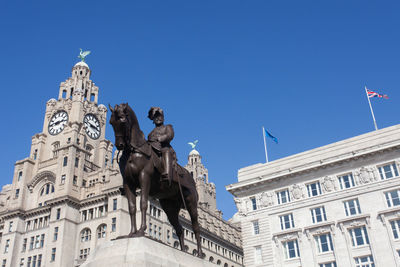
[109,103,203,257]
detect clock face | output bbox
[48,111,68,135]
[84,114,101,139]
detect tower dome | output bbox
[189,149,200,156]
[74,61,89,69]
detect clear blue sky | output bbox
[1,1,399,220]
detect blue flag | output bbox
[265,129,278,144]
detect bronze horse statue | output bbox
[109,103,203,257]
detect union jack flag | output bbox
[366,89,389,99]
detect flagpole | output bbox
[262,126,269,163]
[365,86,378,131]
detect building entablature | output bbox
[233,165,400,218]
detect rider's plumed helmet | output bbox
[148,107,164,120]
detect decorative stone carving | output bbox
[355,166,375,184]
[259,192,274,207]
[349,220,364,227]
[321,176,336,192]
[233,197,248,216]
[290,184,304,200]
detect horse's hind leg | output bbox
[159,199,185,251]
[185,192,203,258]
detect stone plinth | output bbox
[80,237,216,267]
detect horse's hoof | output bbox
[129,231,145,238]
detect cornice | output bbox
[45,195,80,209]
[15,157,35,166]
[80,194,108,208]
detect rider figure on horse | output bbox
[147,107,175,185]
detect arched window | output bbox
[80,228,91,242]
[209,256,214,262]
[40,183,55,196]
[173,241,179,248]
[192,249,197,256]
[97,224,107,239]
[224,263,228,267]
[217,260,221,265]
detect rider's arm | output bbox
[158,125,174,143]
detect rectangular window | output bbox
[19,258,24,267]
[56,208,61,220]
[319,262,337,267]
[112,217,116,232]
[379,163,399,180]
[51,248,56,261]
[63,156,68,166]
[33,149,38,160]
[29,237,34,250]
[9,221,13,232]
[15,189,20,199]
[40,234,45,248]
[35,235,40,249]
[252,221,260,235]
[32,255,36,267]
[73,176,77,185]
[75,157,79,167]
[22,238,27,252]
[250,197,257,210]
[113,199,117,211]
[349,226,369,247]
[385,189,400,207]
[391,219,400,239]
[311,206,327,223]
[338,173,355,190]
[18,171,23,181]
[82,179,87,187]
[344,199,361,216]
[61,175,66,185]
[54,227,59,241]
[27,257,31,267]
[2,259,6,267]
[4,239,10,253]
[354,255,374,267]
[314,233,334,253]
[254,246,262,264]
[37,255,42,267]
[276,189,291,204]
[307,181,322,197]
[282,239,300,259]
[280,213,294,230]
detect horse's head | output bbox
[109,103,131,150]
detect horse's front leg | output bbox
[125,183,138,237]
[136,171,151,236]
[117,182,137,239]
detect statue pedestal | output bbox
[80,237,216,267]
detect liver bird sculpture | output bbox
[188,140,199,149]
[78,48,91,62]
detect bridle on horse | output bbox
[115,111,132,164]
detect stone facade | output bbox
[0,62,243,267]
[227,125,400,267]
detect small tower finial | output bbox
[78,48,91,62]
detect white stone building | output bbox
[0,61,243,267]
[226,125,400,267]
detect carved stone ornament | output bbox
[355,166,375,184]
[233,197,248,216]
[321,176,335,192]
[290,184,303,200]
[259,192,274,207]
[349,220,364,227]
[281,234,297,242]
